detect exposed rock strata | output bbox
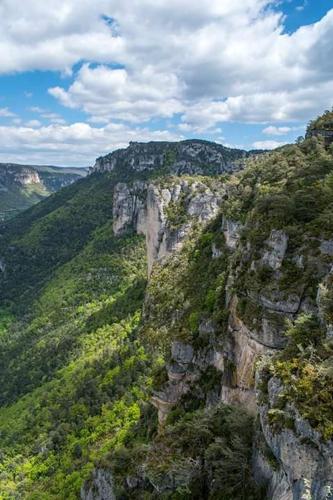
[80,468,116,500]
[112,179,224,273]
[92,139,251,175]
[255,376,333,500]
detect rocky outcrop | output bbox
[222,217,242,250]
[307,129,333,146]
[0,165,41,188]
[112,181,147,235]
[0,163,86,220]
[80,468,116,500]
[92,139,252,175]
[321,240,333,257]
[151,340,196,424]
[112,178,224,273]
[255,376,333,500]
[317,266,333,338]
[262,230,288,271]
[220,296,277,413]
[111,170,332,495]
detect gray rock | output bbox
[112,181,147,235]
[262,230,288,271]
[112,178,225,274]
[320,240,333,257]
[259,290,302,314]
[92,140,249,175]
[256,374,333,500]
[171,341,194,365]
[212,242,223,258]
[80,468,115,500]
[222,217,241,250]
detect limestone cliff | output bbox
[112,177,224,273]
[0,162,87,220]
[1,125,331,499]
[92,139,255,175]
[107,137,333,499]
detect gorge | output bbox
[0,113,332,499]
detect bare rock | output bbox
[262,230,288,271]
[80,468,115,500]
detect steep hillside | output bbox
[0,163,87,220]
[0,130,332,499]
[92,139,261,175]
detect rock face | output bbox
[112,181,147,235]
[222,216,242,250]
[92,139,252,175]
[262,230,289,271]
[112,178,224,274]
[0,165,41,189]
[255,376,333,500]
[307,128,333,146]
[108,149,333,497]
[0,163,87,220]
[80,469,116,500]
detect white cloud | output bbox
[0,0,332,163]
[25,119,41,128]
[252,139,287,149]
[28,107,67,124]
[0,122,182,166]
[42,1,333,127]
[263,125,305,135]
[0,107,16,117]
[29,106,47,113]
[49,64,184,123]
[0,0,125,74]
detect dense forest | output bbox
[0,112,332,499]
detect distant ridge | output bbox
[92,139,265,175]
[0,162,88,220]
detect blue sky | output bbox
[0,0,332,166]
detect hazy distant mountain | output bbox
[0,163,88,220]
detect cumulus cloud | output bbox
[263,125,305,135]
[252,139,288,149]
[0,0,332,163]
[0,107,16,117]
[43,1,333,127]
[0,122,182,166]
[49,64,184,123]
[0,0,124,73]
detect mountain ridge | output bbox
[92,138,265,175]
[0,111,332,499]
[0,162,88,220]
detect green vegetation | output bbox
[268,315,333,440]
[307,108,333,132]
[143,215,229,355]
[0,114,333,498]
[109,404,265,499]
[0,163,86,220]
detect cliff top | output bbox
[92,138,263,176]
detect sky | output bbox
[0,0,332,167]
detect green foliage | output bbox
[307,108,333,132]
[0,171,153,496]
[265,315,333,440]
[110,404,265,499]
[143,217,229,354]
[1,113,333,498]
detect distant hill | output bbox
[0,163,88,220]
[92,139,263,175]
[0,124,332,498]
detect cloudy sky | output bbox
[0,0,332,166]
